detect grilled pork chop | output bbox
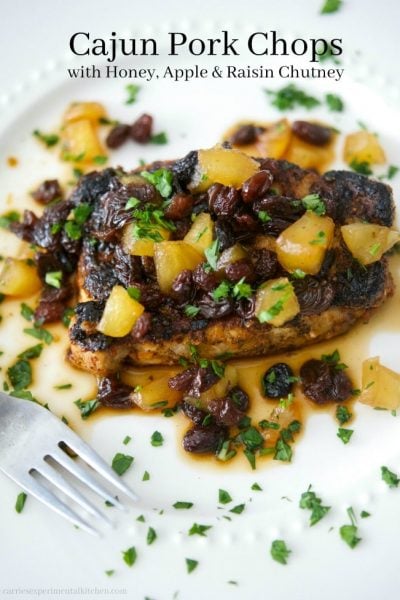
[11,152,395,376]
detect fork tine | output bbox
[60,431,138,501]
[35,461,113,527]
[51,447,127,510]
[10,472,99,536]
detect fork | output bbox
[0,392,137,535]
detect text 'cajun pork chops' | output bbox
[11,146,396,376]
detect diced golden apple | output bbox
[185,365,238,410]
[285,132,336,172]
[189,145,259,193]
[216,244,248,275]
[61,119,104,164]
[63,102,107,124]
[122,222,171,257]
[255,277,300,327]
[184,212,214,254]
[130,374,183,410]
[97,285,144,337]
[359,357,400,410]
[341,223,400,265]
[0,258,42,297]
[276,212,335,275]
[153,241,204,294]
[224,119,291,159]
[343,131,386,165]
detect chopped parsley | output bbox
[45,271,62,289]
[185,558,199,574]
[258,299,285,323]
[336,405,352,425]
[251,482,263,491]
[218,489,232,504]
[381,465,400,488]
[309,230,326,245]
[302,193,326,216]
[204,239,220,271]
[258,210,271,223]
[321,349,347,371]
[188,523,212,537]
[33,130,60,147]
[337,427,354,444]
[130,204,176,241]
[230,504,245,514]
[212,280,231,301]
[62,307,75,328]
[105,570,115,577]
[340,507,361,549]
[93,155,108,165]
[185,305,200,318]
[7,359,32,390]
[142,471,150,481]
[125,84,140,105]
[270,540,291,565]
[123,435,132,445]
[369,242,381,256]
[127,286,141,301]
[360,510,371,518]
[325,93,344,112]
[150,132,168,145]
[380,165,399,180]
[125,197,141,210]
[320,0,342,14]
[74,398,100,419]
[15,492,27,514]
[122,546,137,566]
[18,344,43,360]
[265,84,320,111]
[111,453,134,476]
[140,168,173,198]
[150,431,164,447]
[64,221,83,241]
[0,210,20,229]
[299,485,331,526]
[274,438,292,462]
[55,383,72,390]
[291,269,306,279]
[173,501,193,509]
[232,278,252,300]
[349,160,373,176]
[147,527,157,545]
[237,426,264,452]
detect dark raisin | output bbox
[183,424,226,454]
[168,367,198,393]
[208,183,240,218]
[181,400,208,425]
[164,194,193,220]
[171,269,193,303]
[229,386,250,411]
[236,296,256,319]
[293,277,335,316]
[232,211,259,232]
[130,312,152,341]
[225,259,255,283]
[192,264,219,292]
[230,124,258,145]
[130,114,153,143]
[172,150,198,189]
[215,220,235,251]
[105,124,131,149]
[114,245,143,287]
[187,367,220,398]
[262,363,294,398]
[242,170,273,203]
[32,180,63,205]
[253,195,305,236]
[198,293,234,319]
[34,301,65,324]
[171,218,191,240]
[97,376,134,409]
[140,256,157,280]
[208,396,245,426]
[249,248,278,280]
[300,359,353,405]
[292,121,333,147]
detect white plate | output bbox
[1,16,400,600]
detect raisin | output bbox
[105,124,131,149]
[300,359,353,405]
[230,124,259,145]
[34,301,65,324]
[130,114,153,143]
[130,312,152,341]
[215,220,235,251]
[292,121,333,147]
[208,396,245,426]
[242,170,273,203]
[192,264,219,292]
[249,248,278,280]
[229,386,250,411]
[187,367,220,398]
[262,363,294,398]
[183,424,226,454]
[32,180,63,205]
[236,297,256,319]
[168,367,198,393]
[208,183,240,218]
[164,194,193,220]
[97,376,134,409]
[181,400,208,425]
[225,259,255,283]
[293,277,335,316]
[171,269,193,303]
[198,293,234,319]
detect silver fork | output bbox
[0,392,137,535]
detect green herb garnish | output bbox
[337,428,354,444]
[45,271,62,289]
[325,93,344,112]
[111,453,134,476]
[270,540,291,565]
[150,132,168,145]
[299,485,331,526]
[185,558,199,573]
[173,501,193,509]
[265,84,320,111]
[140,168,173,198]
[74,398,100,419]
[188,523,212,537]
[33,130,59,147]
[381,465,400,488]
[122,546,137,566]
[150,431,164,447]
[125,84,140,105]
[218,489,232,504]
[321,0,342,14]
[15,492,27,513]
[302,193,326,216]
[349,160,373,175]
